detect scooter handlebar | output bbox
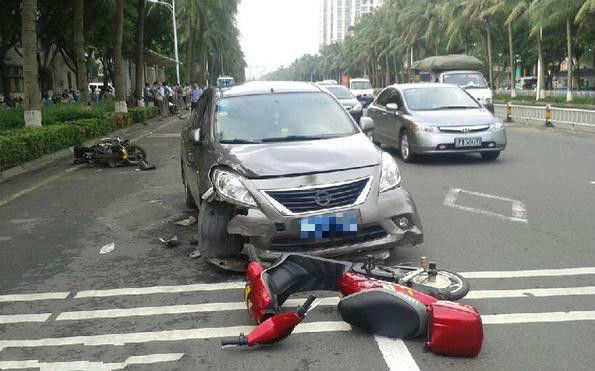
[220,334,248,348]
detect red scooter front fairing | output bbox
[222,295,318,348]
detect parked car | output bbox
[323,84,363,123]
[349,78,375,107]
[366,83,506,162]
[180,81,423,266]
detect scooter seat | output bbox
[338,288,427,339]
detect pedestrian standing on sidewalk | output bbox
[155,82,166,119]
[190,82,202,114]
[184,83,191,110]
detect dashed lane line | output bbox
[0,353,185,370]
[443,188,528,223]
[375,336,420,371]
[0,291,70,303]
[74,281,246,298]
[482,310,595,324]
[0,321,352,351]
[461,266,595,278]
[0,313,52,324]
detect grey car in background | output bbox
[180,81,423,267]
[322,84,363,123]
[366,83,506,162]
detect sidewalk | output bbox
[0,114,182,183]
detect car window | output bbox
[214,92,357,143]
[351,81,372,90]
[385,89,404,108]
[403,87,480,111]
[326,86,354,99]
[191,88,213,129]
[374,89,391,107]
[442,73,488,89]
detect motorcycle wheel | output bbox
[125,144,147,165]
[408,269,469,301]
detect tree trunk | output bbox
[135,0,146,107]
[566,17,573,102]
[536,28,545,100]
[186,17,195,81]
[113,0,127,112]
[508,22,516,98]
[486,25,493,88]
[22,0,42,127]
[385,53,390,87]
[74,0,89,105]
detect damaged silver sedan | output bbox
[180,82,423,268]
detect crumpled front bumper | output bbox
[227,187,423,261]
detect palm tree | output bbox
[22,0,42,127]
[135,0,146,107]
[529,0,587,102]
[74,0,89,105]
[113,0,127,112]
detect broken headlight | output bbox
[212,168,257,207]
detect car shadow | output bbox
[384,148,507,167]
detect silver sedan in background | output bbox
[366,83,506,162]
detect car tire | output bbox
[198,201,244,259]
[481,151,500,161]
[399,131,416,163]
[185,182,198,209]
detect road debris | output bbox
[173,216,197,226]
[99,242,115,254]
[188,249,201,258]
[138,160,156,171]
[159,236,179,248]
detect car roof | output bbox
[222,81,322,97]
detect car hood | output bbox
[219,134,380,178]
[410,109,495,126]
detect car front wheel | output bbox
[198,201,244,259]
[400,132,416,163]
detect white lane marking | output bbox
[0,321,351,351]
[0,313,51,324]
[5,266,595,304]
[56,297,341,321]
[75,281,245,298]
[466,286,595,299]
[0,353,184,370]
[147,133,180,138]
[482,311,595,325]
[0,292,70,303]
[461,266,595,278]
[591,181,595,185]
[374,336,420,371]
[443,188,528,223]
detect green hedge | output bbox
[0,105,159,171]
[0,104,106,132]
[129,106,159,123]
[0,118,116,171]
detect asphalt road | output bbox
[1,116,595,370]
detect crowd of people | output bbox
[143,81,205,119]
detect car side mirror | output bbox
[386,103,399,112]
[359,117,375,133]
[189,128,202,144]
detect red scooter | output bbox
[221,253,483,357]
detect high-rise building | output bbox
[319,0,384,48]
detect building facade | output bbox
[319,0,384,48]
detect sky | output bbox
[237,0,320,80]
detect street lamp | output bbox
[148,0,180,85]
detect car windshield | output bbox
[403,87,480,111]
[351,81,372,90]
[442,73,488,89]
[215,92,357,143]
[326,86,354,99]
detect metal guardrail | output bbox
[495,89,595,98]
[494,103,595,129]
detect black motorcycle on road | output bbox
[74,137,147,168]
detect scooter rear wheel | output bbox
[408,269,469,301]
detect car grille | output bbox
[439,125,490,133]
[270,225,387,251]
[264,177,370,214]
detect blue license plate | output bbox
[299,212,358,239]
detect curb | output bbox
[0,115,181,184]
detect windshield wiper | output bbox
[261,135,334,143]
[219,138,261,144]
